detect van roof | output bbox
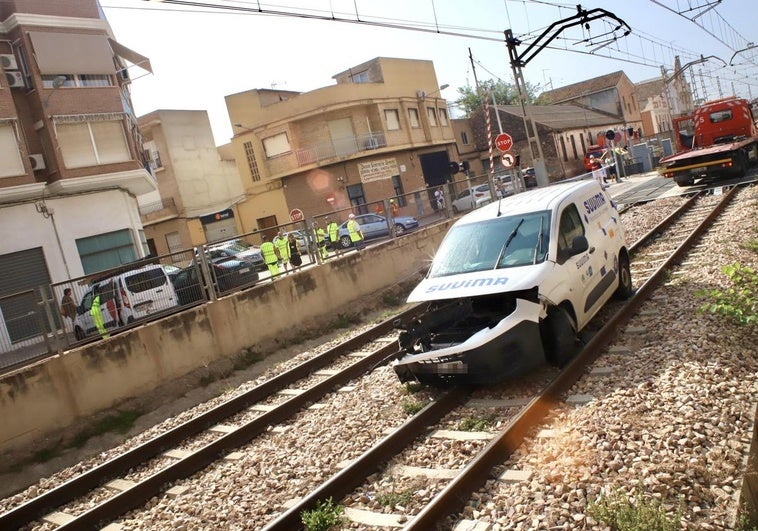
[83,262,165,286]
[457,180,599,223]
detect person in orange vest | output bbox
[390,198,399,217]
[375,202,384,215]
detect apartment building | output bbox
[0,1,154,277]
[226,57,457,231]
[0,1,153,345]
[138,110,245,256]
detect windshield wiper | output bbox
[494,218,524,269]
[532,215,544,265]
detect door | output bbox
[0,247,55,343]
[204,218,238,244]
[328,118,357,157]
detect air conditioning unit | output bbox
[6,71,25,88]
[416,90,427,99]
[29,154,46,171]
[0,53,18,70]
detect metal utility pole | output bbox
[504,6,631,187]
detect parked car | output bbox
[173,256,259,305]
[73,264,179,339]
[521,167,538,189]
[337,213,419,248]
[451,184,492,213]
[206,240,266,272]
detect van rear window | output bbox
[125,269,167,293]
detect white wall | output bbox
[0,188,145,283]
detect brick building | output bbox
[0,1,153,346]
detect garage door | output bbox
[0,247,54,343]
[204,217,238,243]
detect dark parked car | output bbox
[205,240,266,272]
[522,167,538,189]
[337,213,419,248]
[173,257,259,305]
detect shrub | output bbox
[697,263,757,325]
[587,486,683,531]
[301,497,346,531]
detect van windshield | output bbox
[428,211,551,278]
[125,269,167,293]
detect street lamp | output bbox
[420,83,449,100]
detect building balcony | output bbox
[139,196,178,223]
[294,131,387,167]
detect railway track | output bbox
[0,184,751,530]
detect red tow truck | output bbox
[660,96,758,186]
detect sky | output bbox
[99,0,758,146]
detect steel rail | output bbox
[261,388,472,531]
[629,191,702,252]
[405,185,740,529]
[0,305,422,530]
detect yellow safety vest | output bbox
[327,222,339,242]
[348,220,362,242]
[275,237,289,260]
[261,241,277,264]
[316,228,326,243]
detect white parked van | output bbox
[74,264,178,340]
[392,179,632,385]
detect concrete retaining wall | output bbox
[0,222,451,457]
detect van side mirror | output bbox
[571,235,589,256]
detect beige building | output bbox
[636,57,695,136]
[226,57,457,230]
[137,110,245,256]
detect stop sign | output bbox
[289,208,304,222]
[495,133,513,153]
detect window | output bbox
[0,121,24,178]
[461,131,470,145]
[41,74,113,88]
[262,132,290,158]
[384,109,400,130]
[143,141,161,170]
[391,175,407,206]
[438,108,449,126]
[559,136,568,162]
[347,183,367,214]
[408,108,420,128]
[55,118,130,169]
[427,107,438,126]
[570,135,578,159]
[244,141,261,181]
[710,110,732,123]
[76,229,137,274]
[557,204,585,263]
[579,133,586,154]
[350,71,369,83]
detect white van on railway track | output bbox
[392,179,633,385]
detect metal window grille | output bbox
[244,141,261,182]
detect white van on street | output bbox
[392,179,632,385]
[74,264,178,340]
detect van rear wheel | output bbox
[541,306,578,367]
[614,252,633,300]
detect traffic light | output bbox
[461,160,470,172]
[449,161,460,174]
[514,154,521,167]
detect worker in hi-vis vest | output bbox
[327,218,340,255]
[260,234,280,277]
[347,213,365,250]
[274,230,290,274]
[89,284,110,339]
[315,224,328,259]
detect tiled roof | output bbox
[539,71,625,103]
[495,104,620,130]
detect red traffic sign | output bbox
[501,152,516,169]
[289,208,304,222]
[325,193,336,205]
[495,132,513,153]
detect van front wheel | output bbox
[541,306,578,367]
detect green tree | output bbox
[455,79,540,118]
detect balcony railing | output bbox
[295,131,387,167]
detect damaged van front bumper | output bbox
[392,297,545,385]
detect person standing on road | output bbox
[390,198,399,217]
[89,285,109,339]
[261,234,280,278]
[347,213,365,250]
[60,287,77,333]
[327,218,341,256]
[274,230,290,274]
[435,189,445,215]
[287,233,302,270]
